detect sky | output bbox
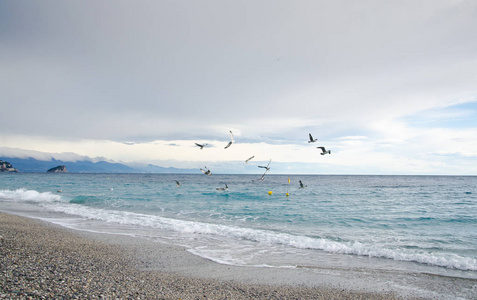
[1,0,477,175]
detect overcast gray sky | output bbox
[1,0,476,174]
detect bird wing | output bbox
[195,143,203,147]
[309,133,313,141]
[261,169,270,179]
[224,141,232,149]
[317,146,325,151]
[229,130,235,142]
[258,159,271,169]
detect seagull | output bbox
[317,146,331,155]
[308,133,318,143]
[244,156,255,164]
[216,184,228,191]
[224,130,234,149]
[195,143,207,149]
[200,166,212,176]
[299,180,307,188]
[258,159,271,171]
[174,180,181,187]
[254,159,271,181]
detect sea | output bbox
[1,173,477,295]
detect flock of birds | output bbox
[175,131,331,192]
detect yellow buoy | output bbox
[268,191,273,195]
[286,192,289,197]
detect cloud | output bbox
[0,147,102,163]
[1,1,476,174]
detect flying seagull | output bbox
[216,184,229,191]
[200,166,212,176]
[254,159,271,182]
[224,130,234,149]
[258,159,271,171]
[317,147,331,155]
[174,180,181,187]
[244,156,255,164]
[308,133,318,143]
[195,143,208,149]
[299,180,307,189]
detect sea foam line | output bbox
[3,189,476,272]
[46,202,477,272]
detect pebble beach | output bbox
[0,212,404,299]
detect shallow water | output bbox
[1,173,476,283]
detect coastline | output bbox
[0,212,404,299]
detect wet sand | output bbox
[0,212,410,299]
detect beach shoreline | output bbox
[0,212,410,299]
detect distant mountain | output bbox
[1,157,198,174]
[133,164,201,174]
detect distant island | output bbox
[47,165,68,173]
[0,160,19,172]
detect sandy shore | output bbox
[0,212,408,299]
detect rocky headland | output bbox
[47,165,68,173]
[0,160,19,172]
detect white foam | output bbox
[3,188,475,272]
[44,203,477,272]
[0,189,63,203]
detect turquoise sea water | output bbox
[1,173,476,281]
